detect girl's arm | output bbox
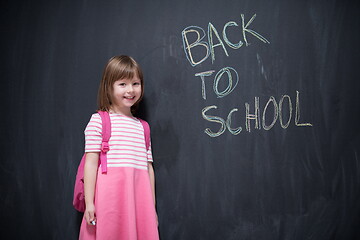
[148,162,158,225]
[83,152,99,225]
[148,162,156,206]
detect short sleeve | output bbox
[84,113,102,152]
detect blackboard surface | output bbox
[1,0,360,239]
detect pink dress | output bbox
[79,113,159,240]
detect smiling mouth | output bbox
[124,96,135,100]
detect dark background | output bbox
[1,0,360,239]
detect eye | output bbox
[118,82,126,87]
[133,82,141,86]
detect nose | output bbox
[126,85,134,93]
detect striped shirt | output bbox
[84,113,153,171]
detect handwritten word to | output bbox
[195,67,239,99]
[202,91,312,137]
[182,14,270,66]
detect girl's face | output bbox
[111,76,142,112]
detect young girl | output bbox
[79,56,159,240]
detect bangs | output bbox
[108,57,143,83]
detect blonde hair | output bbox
[97,55,144,114]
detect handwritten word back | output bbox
[182,14,270,66]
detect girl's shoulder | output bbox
[136,118,149,127]
[84,112,103,133]
[86,112,102,125]
[90,112,102,120]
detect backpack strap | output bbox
[139,119,150,151]
[98,111,111,173]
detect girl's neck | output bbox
[109,106,133,117]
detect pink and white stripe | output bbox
[84,113,152,170]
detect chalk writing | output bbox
[295,91,313,127]
[195,70,215,100]
[279,95,292,128]
[182,26,210,66]
[182,14,270,66]
[227,108,242,135]
[202,91,312,137]
[202,105,242,137]
[223,21,243,49]
[245,97,260,132]
[195,67,239,99]
[181,13,312,137]
[202,105,226,137]
[241,14,270,46]
[213,67,239,98]
[262,96,279,131]
[208,22,229,63]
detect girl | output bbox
[79,56,159,240]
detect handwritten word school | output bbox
[181,14,312,137]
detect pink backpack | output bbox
[73,111,151,212]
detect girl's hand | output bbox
[84,204,96,226]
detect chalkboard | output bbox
[1,0,360,239]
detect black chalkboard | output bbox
[1,0,360,239]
